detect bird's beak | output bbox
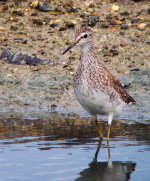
[62,39,80,55]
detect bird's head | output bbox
[62,27,93,55]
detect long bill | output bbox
[62,39,80,55]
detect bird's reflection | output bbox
[76,139,136,181]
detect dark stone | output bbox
[22,39,27,44]
[50,23,59,28]
[10,25,18,31]
[59,27,67,31]
[131,19,139,24]
[65,22,75,28]
[80,14,86,18]
[147,9,150,15]
[88,16,99,27]
[67,7,78,13]
[0,49,50,65]
[120,31,125,35]
[101,22,109,28]
[43,16,51,23]
[121,24,129,30]
[31,12,38,16]
[14,38,27,43]
[109,49,119,56]
[38,2,53,12]
[12,10,24,16]
[130,68,140,71]
[146,41,150,45]
[120,11,130,16]
[32,19,43,26]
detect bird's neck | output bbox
[80,44,96,64]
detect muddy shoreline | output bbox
[0,0,150,123]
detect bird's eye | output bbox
[83,34,88,38]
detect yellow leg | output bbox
[107,125,111,142]
[95,118,103,138]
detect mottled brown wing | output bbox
[99,65,136,105]
[111,75,135,104]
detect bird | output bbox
[62,27,135,141]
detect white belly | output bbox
[74,86,123,116]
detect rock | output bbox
[88,16,99,27]
[30,1,39,8]
[110,19,122,26]
[131,18,140,25]
[31,12,38,16]
[130,68,140,71]
[121,24,129,30]
[65,22,75,28]
[59,27,67,31]
[120,31,125,35]
[50,23,59,28]
[109,49,119,56]
[0,4,8,13]
[120,40,129,47]
[30,1,55,12]
[38,2,53,12]
[0,49,50,65]
[100,22,109,28]
[32,18,43,26]
[66,7,78,13]
[86,8,95,13]
[10,26,18,31]
[0,26,4,32]
[12,9,24,16]
[43,16,51,23]
[137,23,146,30]
[111,4,120,12]
[120,11,130,16]
[14,38,27,44]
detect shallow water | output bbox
[0,119,150,181]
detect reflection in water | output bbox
[76,139,136,181]
[76,160,136,181]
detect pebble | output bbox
[111,4,120,12]
[137,23,146,30]
[109,49,119,56]
[59,27,67,31]
[120,11,130,16]
[130,68,140,71]
[0,4,8,13]
[12,9,24,16]
[86,8,95,13]
[38,2,52,12]
[67,7,78,13]
[30,1,39,8]
[50,23,59,28]
[121,24,129,30]
[43,16,51,23]
[88,16,99,27]
[120,40,129,47]
[32,18,43,26]
[10,26,18,31]
[65,22,75,28]
[120,31,125,35]
[0,27,4,32]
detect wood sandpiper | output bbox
[62,27,135,141]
